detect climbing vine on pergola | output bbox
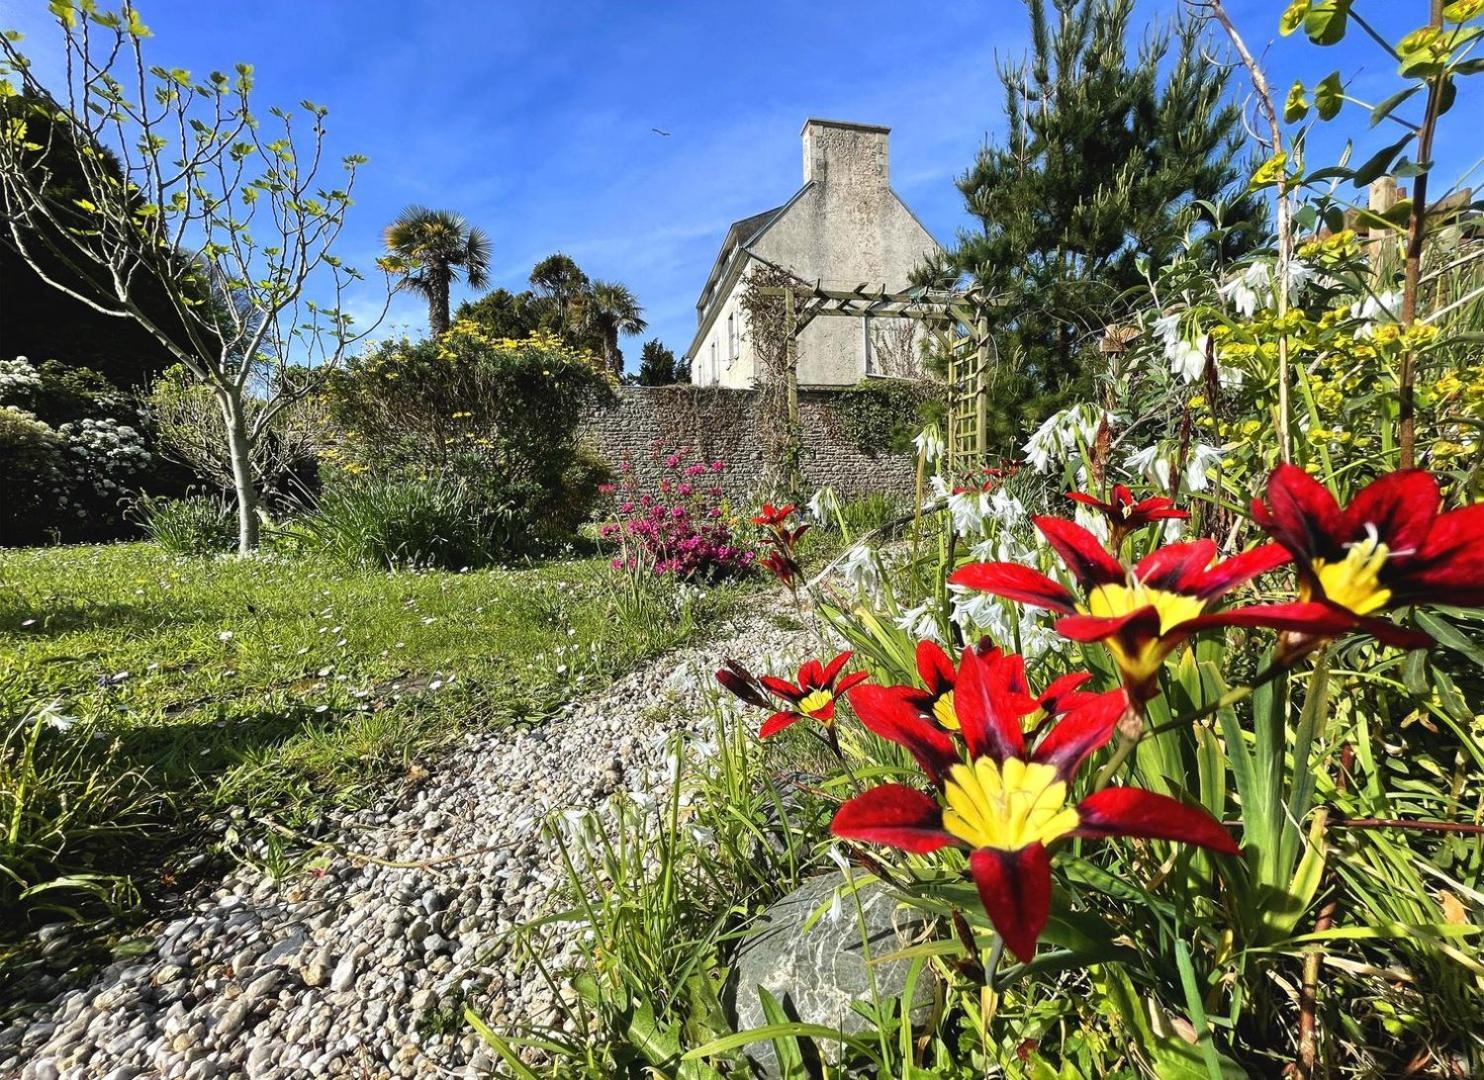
[746,270,1002,492]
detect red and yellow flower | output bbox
[949,517,1295,701]
[897,640,1093,738]
[835,650,1238,962]
[1238,465,1484,651]
[716,651,867,738]
[1065,484,1189,546]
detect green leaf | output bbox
[1285,81,1311,123]
[757,988,808,1079]
[1175,939,1228,1080]
[1352,133,1415,187]
[1370,85,1421,127]
[464,1011,541,1080]
[1303,0,1353,45]
[1315,71,1343,119]
[683,1023,872,1061]
[1280,0,1310,35]
[1415,611,1484,668]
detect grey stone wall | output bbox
[585,385,916,499]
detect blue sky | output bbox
[3,1,1479,373]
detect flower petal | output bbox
[820,650,854,687]
[1032,689,1128,779]
[759,710,802,738]
[1065,491,1112,513]
[949,563,1077,613]
[1133,540,1217,592]
[1035,516,1126,588]
[835,670,871,694]
[1075,788,1240,854]
[969,844,1052,965]
[1036,672,1096,716]
[831,783,954,854]
[1407,503,1484,607]
[847,684,960,784]
[1191,543,1290,600]
[1181,601,1432,649]
[798,658,826,690]
[715,664,771,709]
[915,640,958,695]
[1343,469,1438,556]
[1253,464,1344,561]
[760,675,804,702]
[953,645,1025,763]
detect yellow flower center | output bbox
[1079,582,1208,686]
[942,758,1080,852]
[1082,582,1208,632]
[798,688,834,716]
[1310,537,1392,616]
[932,691,959,731]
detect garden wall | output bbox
[585,386,917,498]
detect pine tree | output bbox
[636,339,679,386]
[943,0,1262,447]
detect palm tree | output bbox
[587,280,647,375]
[383,206,492,337]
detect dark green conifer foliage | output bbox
[941,0,1263,449]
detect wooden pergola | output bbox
[756,281,1003,474]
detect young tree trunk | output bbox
[428,270,451,338]
[218,389,261,554]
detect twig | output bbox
[1198,0,1294,462]
[252,816,514,878]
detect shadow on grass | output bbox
[0,601,210,639]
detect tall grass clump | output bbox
[300,476,502,570]
[473,700,831,1075]
[1,696,160,921]
[131,493,238,555]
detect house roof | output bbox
[693,203,785,317]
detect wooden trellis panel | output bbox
[754,278,1001,479]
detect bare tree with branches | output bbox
[0,2,389,551]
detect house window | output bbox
[862,316,873,375]
[727,312,739,362]
[710,340,719,383]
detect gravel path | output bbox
[1,601,820,1080]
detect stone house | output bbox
[686,119,941,388]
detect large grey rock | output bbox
[728,873,936,1078]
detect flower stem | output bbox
[1142,658,1292,741]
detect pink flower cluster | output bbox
[599,446,755,580]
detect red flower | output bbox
[759,551,802,588]
[1066,485,1189,545]
[898,640,1093,737]
[835,652,1238,963]
[717,651,868,738]
[949,517,1295,700]
[1238,465,1484,650]
[752,503,798,527]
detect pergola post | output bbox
[784,286,802,496]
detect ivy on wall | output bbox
[829,379,946,456]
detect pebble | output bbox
[2,603,817,1078]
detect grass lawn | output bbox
[0,542,730,941]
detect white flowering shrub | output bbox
[57,417,151,505]
[0,406,69,540]
[1,357,161,542]
[0,356,43,405]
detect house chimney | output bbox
[801,118,890,188]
